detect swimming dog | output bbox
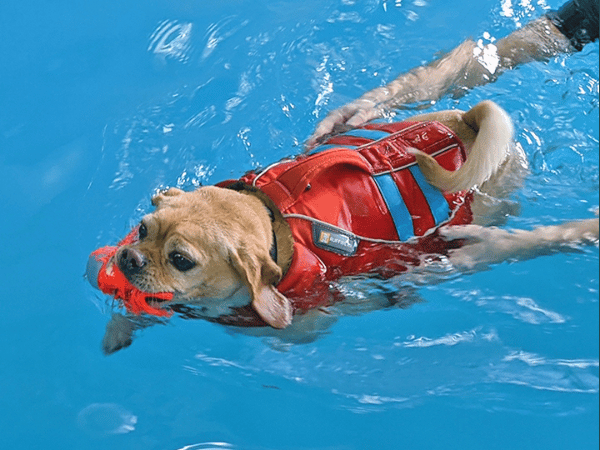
[93,100,599,354]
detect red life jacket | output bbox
[222,120,472,314]
[90,120,472,323]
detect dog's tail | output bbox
[409,100,514,193]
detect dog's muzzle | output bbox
[85,228,174,317]
[118,247,147,277]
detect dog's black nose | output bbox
[118,248,147,276]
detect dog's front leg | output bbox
[102,313,138,355]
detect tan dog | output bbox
[100,101,598,354]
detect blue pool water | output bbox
[1,1,598,449]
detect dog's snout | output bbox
[119,248,147,276]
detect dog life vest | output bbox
[219,120,472,316]
[87,120,472,323]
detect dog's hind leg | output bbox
[441,218,599,271]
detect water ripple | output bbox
[397,328,483,348]
[148,20,193,63]
[503,350,599,369]
[201,16,249,60]
[77,403,137,437]
[489,350,599,393]
[176,443,234,450]
[454,289,567,324]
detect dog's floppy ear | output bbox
[151,187,184,207]
[229,248,293,329]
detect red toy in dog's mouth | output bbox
[86,228,174,317]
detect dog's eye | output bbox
[170,252,196,272]
[138,223,148,240]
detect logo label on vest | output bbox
[313,223,358,256]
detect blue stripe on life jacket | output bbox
[373,173,414,241]
[309,128,391,155]
[343,128,391,142]
[408,166,450,226]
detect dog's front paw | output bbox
[102,314,136,355]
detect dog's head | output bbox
[114,186,292,328]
